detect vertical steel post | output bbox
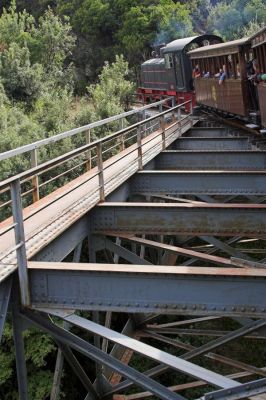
[159,97,163,113]
[12,285,28,400]
[160,116,166,150]
[30,149,39,203]
[119,119,125,152]
[10,179,30,306]
[85,130,92,171]
[177,107,182,128]
[96,143,105,202]
[137,128,143,170]
[190,100,193,127]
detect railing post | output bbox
[96,143,105,202]
[10,179,30,306]
[142,110,146,137]
[119,120,125,151]
[30,149,39,203]
[137,128,143,170]
[85,130,92,171]
[160,116,166,150]
[159,97,163,113]
[177,107,182,127]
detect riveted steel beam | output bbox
[131,171,266,196]
[171,137,251,150]
[91,203,266,237]
[156,151,266,170]
[184,128,229,137]
[28,262,266,317]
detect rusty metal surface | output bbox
[28,262,266,277]
[102,233,247,268]
[0,119,193,283]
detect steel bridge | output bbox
[1,98,266,400]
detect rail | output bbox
[0,99,193,306]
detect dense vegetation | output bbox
[0,0,265,399]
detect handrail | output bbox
[0,98,193,306]
[0,97,173,162]
[0,100,190,191]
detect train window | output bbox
[165,54,174,69]
[174,54,184,87]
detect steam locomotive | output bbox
[138,28,266,128]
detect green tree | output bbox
[88,54,135,121]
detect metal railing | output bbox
[0,97,176,214]
[0,99,193,306]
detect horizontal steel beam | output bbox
[172,138,251,150]
[92,203,266,237]
[28,262,266,317]
[156,151,266,170]
[184,128,229,138]
[131,171,266,196]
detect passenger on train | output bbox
[192,64,201,78]
[246,59,259,110]
[218,64,227,85]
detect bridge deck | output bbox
[0,118,192,283]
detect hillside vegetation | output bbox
[0,1,265,399]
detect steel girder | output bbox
[28,261,266,317]
[91,203,266,237]
[184,128,229,137]
[156,150,266,170]
[130,171,266,196]
[171,137,251,150]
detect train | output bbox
[138,27,266,129]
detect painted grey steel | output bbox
[12,288,28,400]
[172,138,251,150]
[144,330,266,378]
[156,150,266,170]
[131,171,266,196]
[29,266,266,317]
[0,277,12,341]
[180,319,266,360]
[184,128,229,137]
[204,378,266,400]
[22,310,187,400]
[104,238,152,265]
[92,203,266,237]
[10,180,30,306]
[58,313,240,389]
[0,98,172,162]
[32,217,89,262]
[55,340,99,399]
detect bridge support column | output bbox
[12,284,28,400]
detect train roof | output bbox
[188,37,250,58]
[163,34,222,53]
[142,58,164,66]
[250,26,266,48]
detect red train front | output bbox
[138,34,222,112]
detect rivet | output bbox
[241,307,245,311]
[192,305,196,309]
[232,307,235,311]
[182,305,187,309]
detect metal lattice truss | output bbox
[1,100,266,400]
